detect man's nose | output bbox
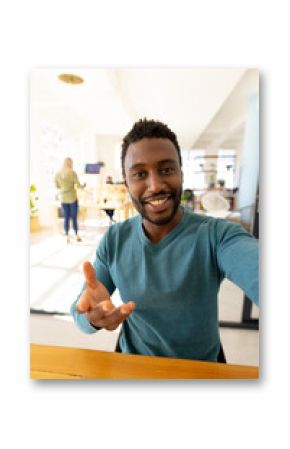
[146,172,165,192]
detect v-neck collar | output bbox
[137,206,189,250]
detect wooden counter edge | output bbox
[30,344,259,380]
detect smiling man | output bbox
[71,118,259,362]
[124,136,183,241]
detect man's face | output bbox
[124,138,183,225]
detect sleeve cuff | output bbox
[70,299,100,334]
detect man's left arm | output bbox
[216,221,259,306]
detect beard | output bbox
[129,187,182,226]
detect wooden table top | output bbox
[30,344,259,379]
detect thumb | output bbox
[83,261,98,289]
[76,291,91,313]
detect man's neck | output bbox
[142,207,183,244]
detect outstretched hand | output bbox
[77,261,135,331]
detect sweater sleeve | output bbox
[54,173,61,189]
[216,220,259,305]
[70,231,116,334]
[73,171,82,188]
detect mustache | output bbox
[141,191,174,204]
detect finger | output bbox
[83,261,98,289]
[99,301,136,330]
[77,298,89,313]
[77,290,93,313]
[101,300,115,313]
[120,301,136,314]
[86,300,115,324]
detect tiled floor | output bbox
[30,216,259,366]
[30,216,123,314]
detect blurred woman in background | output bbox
[55,157,85,243]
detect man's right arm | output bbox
[71,232,114,332]
[70,234,135,333]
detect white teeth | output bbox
[149,198,167,205]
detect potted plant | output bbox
[30,184,40,232]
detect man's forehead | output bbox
[125,138,179,165]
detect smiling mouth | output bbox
[142,194,172,211]
[147,198,169,206]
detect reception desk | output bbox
[30,344,259,379]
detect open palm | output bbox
[77,261,135,331]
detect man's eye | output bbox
[132,171,146,179]
[160,167,175,175]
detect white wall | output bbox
[95,134,123,182]
[238,94,259,226]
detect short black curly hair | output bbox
[121,118,182,178]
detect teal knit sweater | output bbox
[71,207,259,361]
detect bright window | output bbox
[217,149,236,189]
[182,149,206,190]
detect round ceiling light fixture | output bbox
[58,73,84,84]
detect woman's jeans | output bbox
[61,200,78,235]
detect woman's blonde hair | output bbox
[61,157,73,178]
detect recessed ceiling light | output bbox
[58,73,84,84]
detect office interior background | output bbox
[30,67,259,366]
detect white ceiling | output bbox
[30,67,259,151]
